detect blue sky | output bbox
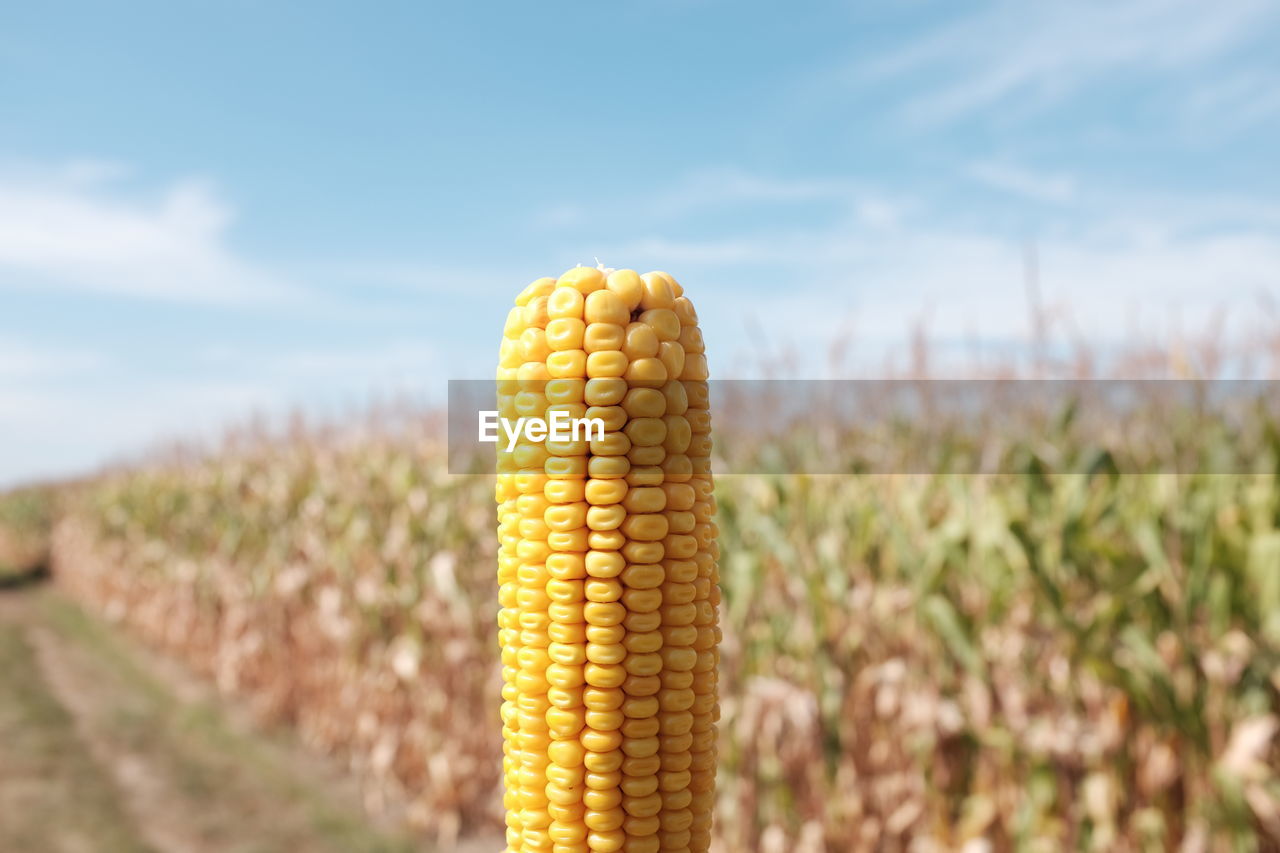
[2,0,1279,486]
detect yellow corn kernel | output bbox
[606,269,645,311]
[584,323,626,353]
[546,479,586,504]
[623,419,666,448]
[524,296,551,329]
[585,786,624,812]
[587,350,629,378]
[621,388,665,419]
[584,751,622,775]
[590,433,631,458]
[518,277,557,306]
[656,342,685,380]
[585,551,625,578]
[586,406,628,432]
[548,349,589,378]
[549,287,586,322]
[558,266,606,294]
[546,379,586,405]
[584,478,628,506]
[621,324,659,360]
[584,290,631,326]
[546,317,586,351]
[639,273,676,310]
[625,467,664,487]
[587,456,629,480]
[624,358,667,388]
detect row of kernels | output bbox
[662,293,718,852]
[532,344,688,384]
[547,267,681,310]
[542,458,591,850]
[541,651,585,847]
[534,383,688,425]
[685,509,718,853]
[498,311,529,849]
[513,289,561,853]
[543,374,620,853]
[573,340,648,849]
[498,476,526,851]
[665,292,711,851]
[616,301,670,849]
[641,277,716,850]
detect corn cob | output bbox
[495,266,719,853]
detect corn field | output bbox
[4,370,1280,851]
[0,487,52,576]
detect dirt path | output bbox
[0,582,425,853]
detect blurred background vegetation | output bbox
[0,486,52,583]
[3,337,1278,852]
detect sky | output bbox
[2,0,1279,486]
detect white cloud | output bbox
[534,164,1280,376]
[968,161,1076,204]
[272,341,438,384]
[1181,70,1280,135]
[0,339,107,378]
[316,260,521,297]
[858,0,1278,125]
[594,182,1280,375]
[0,158,134,188]
[647,168,855,213]
[0,165,291,302]
[0,339,444,487]
[0,377,284,487]
[535,167,867,229]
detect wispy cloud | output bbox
[0,338,107,378]
[858,0,1278,125]
[315,260,521,296]
[272,341,437,384]
[646,169,855,213]
[1181,69,1280,135]
[590,169,1280,372]
[629,225,1280,376]
[0,337,445,487]
[0,165,291,302]
[968,161,1076,204]
[0,376,284,486]
[535,167,869,229]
